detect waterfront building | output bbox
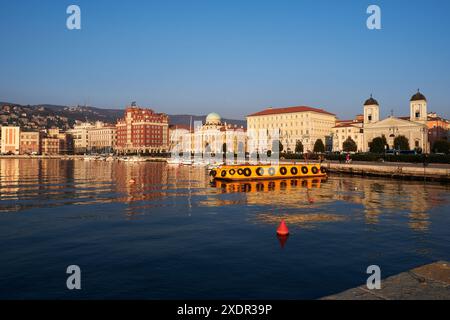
[115,104,169,155]
[246,106,336,153]
[41,137,60,155]
[170,113,247,156]
[427,112,449,147]
[19,131,41,155]
[169,124,192,154]
[332,115,364,152]
[45,128,73,155]
[1,126,20,155]
[67,122,95,154]
[87,122,117,154]
[361,91,429,152]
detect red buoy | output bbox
[276,220,289,236]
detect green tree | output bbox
[432,139,450,154]
[342,137,357,152]
[313,139,325,153]
[295,140,304,153]
[393,135,410,150]
[369,136,387,153]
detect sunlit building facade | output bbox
[246,106,336,153]
[116,104,169,155]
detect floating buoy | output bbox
[276,220,289,236]
[129,178,136,184]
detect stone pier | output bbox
[322,261,450,300]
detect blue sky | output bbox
[1,0,449,119]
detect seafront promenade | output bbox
[323,161,450,182]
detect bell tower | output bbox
[410,90,427,124]
[363,94,380,125]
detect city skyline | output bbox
[1,0,450,120]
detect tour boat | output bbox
[210,163,327,181]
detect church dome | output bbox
[410,90,427,102]
[364,95,379,106]
[205,112,222,125]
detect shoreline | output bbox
[1,156,449,182]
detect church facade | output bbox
[361,91,429,153]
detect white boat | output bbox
[166,158,181,165]
[181,159,193,165]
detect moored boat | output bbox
[210,163,327,181]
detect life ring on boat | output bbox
[320,167,327,174]
[301,166,308,174]
[256,167,264,176]
[290,167,298,175]
[221,170,227,177]
[229,169,236,175]
[268,167,276,176]
[237,168,244,175]
[312,166,319,174]
[210,170,217,177]
[280,167,287,175]
[243,168,252,177]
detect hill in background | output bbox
[0,102,246,130]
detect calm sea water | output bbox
[0,159,449,299]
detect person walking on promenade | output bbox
[345,153,351,164]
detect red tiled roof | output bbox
[247,106,335,117]
[332,123,360,128]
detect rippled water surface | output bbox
[0,159,449,299]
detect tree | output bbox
[295,140,304,154]
[432,139,450,154]
[393,135,410,151]
[313,139,325,153]
[342,137,357,152]
[369,136,387,153]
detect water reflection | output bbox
[0,159,448,234]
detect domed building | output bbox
[170,112,247,156]
[205,112,222,126]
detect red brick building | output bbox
[116,104,169,154]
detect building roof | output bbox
[332,123,360,129]
[364,95,379,106]
[410,90,427,102]
[247,106,335,117]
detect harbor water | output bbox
[0,159,449,299]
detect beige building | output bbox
[1,126,20,155]
[68,121,115,154]
[41,137,60,155]
[87,122,116,154]
[246,106,336,153]
[170,113,247,156]
[362,92,429,152]
[20,131,41,155]
[67,122,94,154]
[332,115,364,152]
